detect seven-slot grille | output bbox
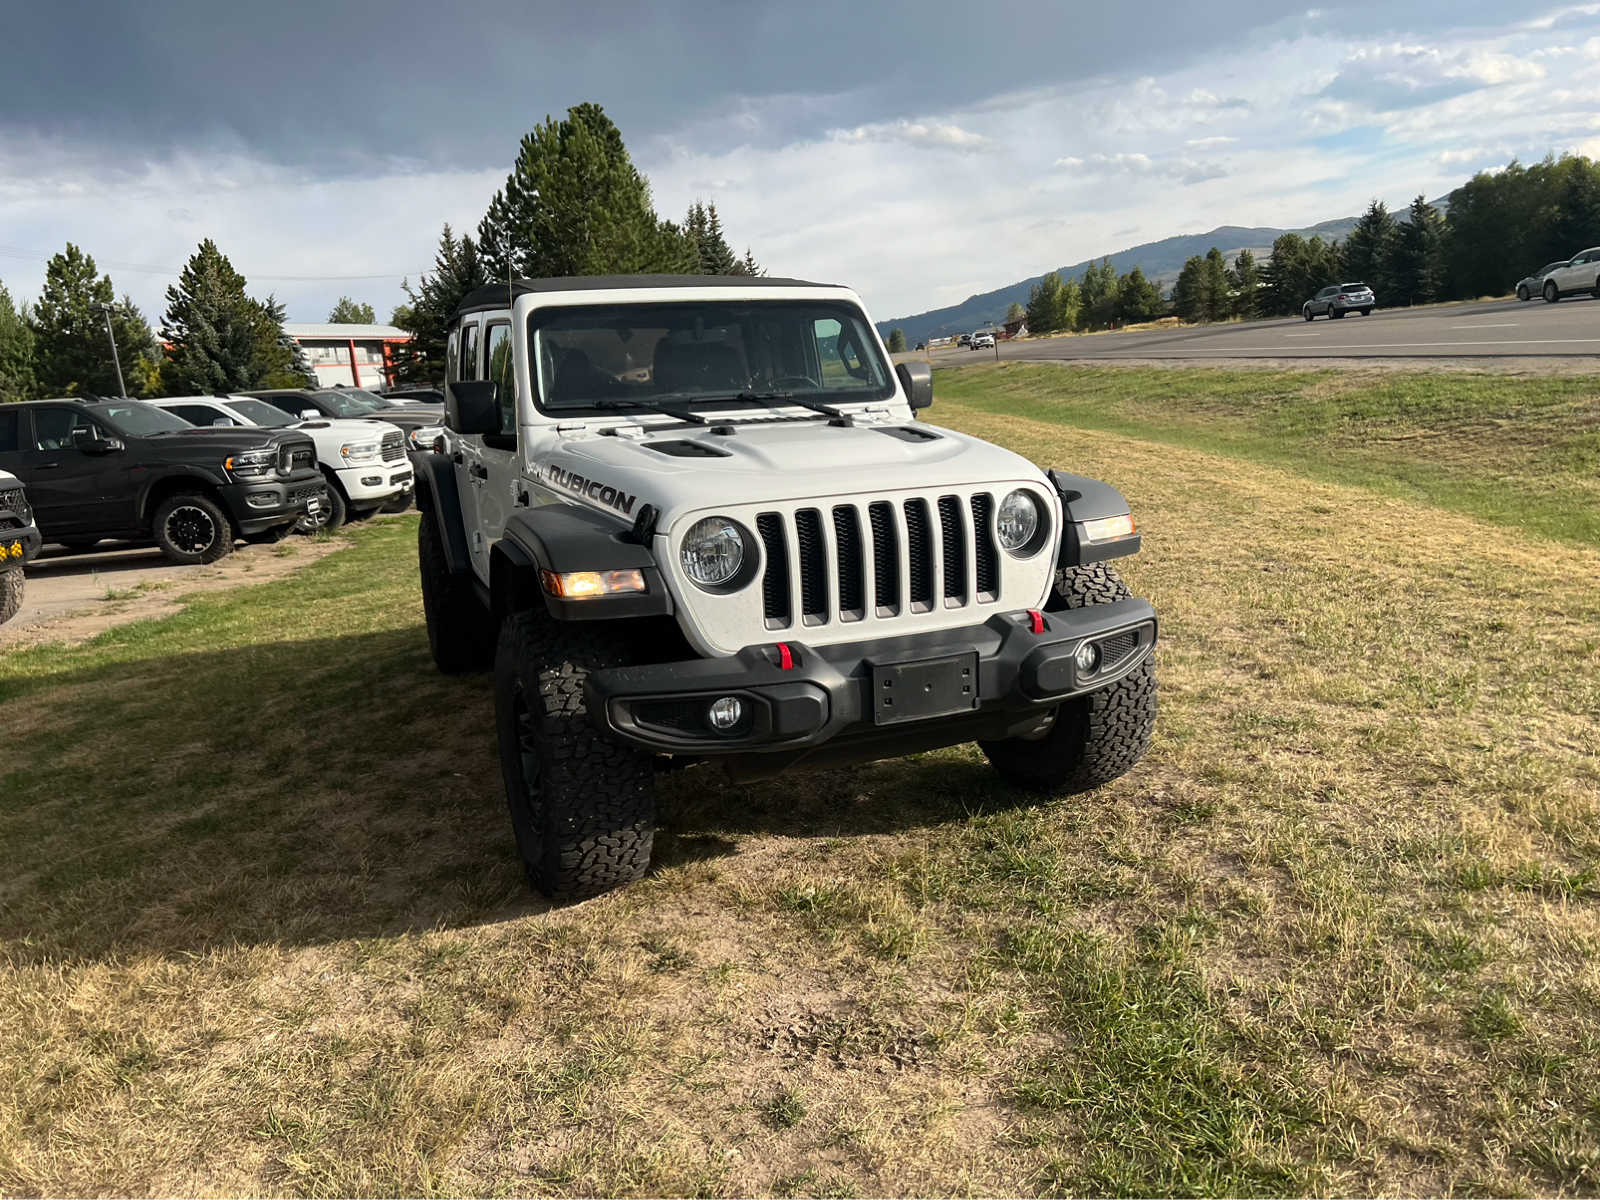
[758,493,1004,630]
[380,431,406,462]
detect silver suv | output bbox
[1303,283,1375,320]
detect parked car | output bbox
[415,273,1156,900]
[245,388,445,456]
[337,386,443,416]
[0,398,325,563]
[381,386,446,406]
[971,331,996,349]
[957,333,972,346]
[0,466,43,626]
[1303,282,1375,320]
[152,395,411,531]
[1515,260,1570,301]
[1538,248,1600,301]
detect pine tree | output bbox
[1172,256,1206,322]
[1343,200,1399,294]
[1201,248,1231,321]
[392,224,487,384]
[1077,258,1120,330]
[1004,301,1026,324]
[30,244,155,396]
[478,102,695,280]
[1025,272,1079,334]
[1115,267,1163,323]
[0,281,36,401]
[158,239,296,394]
[1229,249,1261,319]
[887,328,907,353]
[1390,196,1445,306]
[327,297,377,324]
[735,247,763,276]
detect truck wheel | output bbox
[417,513,493,673]
[298,479,345,534]
[495,609,656,901]
[1545,280,1560,303]
[979,563,1157,794]
[0,568,22,626]
[152,492,234,565]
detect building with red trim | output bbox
[282,323,411,390]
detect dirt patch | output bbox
[0,535,347,649]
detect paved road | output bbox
[926,294,1600,364]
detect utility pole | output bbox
[98,303,127,397]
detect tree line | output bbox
[1022,259,1165,335]
[1168,153,1600,324]
[0,101,763,399]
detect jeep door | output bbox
[449,317,493,583]
[17,406,134,536]
[474,317,521,564]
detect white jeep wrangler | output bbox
[416,275,1157,900]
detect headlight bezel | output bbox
[679,515,755,592]
[223,449,276,479]
[996,488,1050,557]
[340,440,382,464]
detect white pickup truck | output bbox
[153,395,412,530]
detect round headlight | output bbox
[680,516,746,588]
[996,489,1041,552]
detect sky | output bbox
[2,0,1598,326]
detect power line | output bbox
[0,245,428,282]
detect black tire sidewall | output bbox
[0,568,22,625]
[153,493,233,565]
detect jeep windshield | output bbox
[528,300,896,415]
[89,401,192,436]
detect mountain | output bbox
[878,216,1362,344]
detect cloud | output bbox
[1185,135,1239,148]
[1321,43,1545,109]
[830,119,991,152]
[1054,151,1226,185]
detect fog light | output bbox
[1075,642,1100,675]
[245,491,278,509]
[707,696,743,731]
[361,475,382,486]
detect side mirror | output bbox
[895,361,933,411]
[447,380,501,436]
[300,409,319,421]
[71,427,124,454]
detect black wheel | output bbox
[1332,308,1346,319]
[1544,280,1560,303]
[1360,308,1372,316]
[1303,308,1314,322]
[495,609,656,901]
[152,492,234,565]
[0,568,22,626]
[1517,285,1530,301]
[297,478,345,534]
[979,563,1157,794]
[417,512,494,673]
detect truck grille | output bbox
[758,492,1004,630]
[0,488,27,522]
[380,431,405,462]
[278,443,315,474]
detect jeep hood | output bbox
[540,419,1049,515]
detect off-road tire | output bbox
[0,568,22,626]
[979,562,1157,794]
[1545,280,1560,303]
[495,609,656,901]
[298,477,345,534]
[418,512,493,673]
[152,492,234,565]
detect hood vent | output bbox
[643,439,732,458]
[878,426,940,443]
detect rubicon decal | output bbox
[539,464,639,516]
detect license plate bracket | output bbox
[870,652,979,725]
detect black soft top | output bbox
[454,274,839,316]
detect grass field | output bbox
[2,366,1599,1196]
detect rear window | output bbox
[0,407,18,453]
[1340,282,1368,290]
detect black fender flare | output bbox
[493,503,674,622]
[1047,469,1142,566]
[413,452,473,576]
[135,467,230,525]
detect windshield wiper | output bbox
[589,398,709,426]
[729,390,849,421]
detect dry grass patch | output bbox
[2,387,1599,1194]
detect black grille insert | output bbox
[757,513,790,629]
[794,508,828,624]
[937,495,966,604]
[905,499,934,612]
[971,493,998,600]
[832,506,864,620]
[868,501,899,616]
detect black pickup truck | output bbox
[0,467,42,625]
[0,398,327,564]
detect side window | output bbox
[813,318,870,385]
[0,408,19,454]
[485,322,514,435]
[459,322,481,382]
[446,331,460,384]
[170,404,230,426]
[32,407,100,451]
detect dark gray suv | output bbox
[1303,282,1375,320]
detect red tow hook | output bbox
[777,642,795,670]
[1027,609,1047,635]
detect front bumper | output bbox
[336,462,413,504]
[587,599,1156,771]
[219,472,330,534]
